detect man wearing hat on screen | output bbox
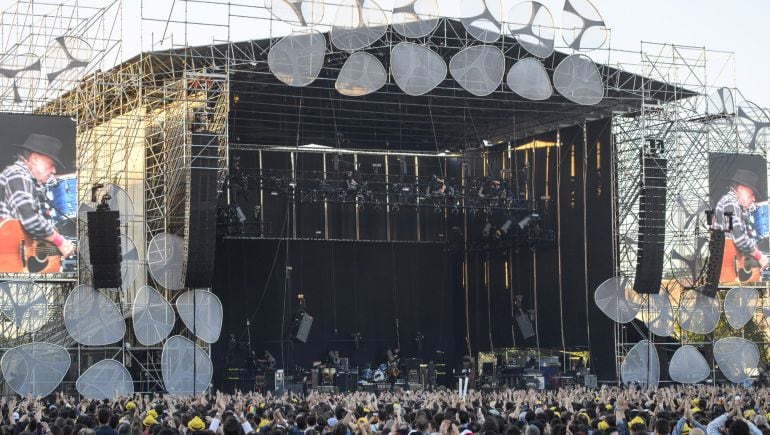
[0,134,75,263]
[714,168,768,282]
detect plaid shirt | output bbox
[0,159,55,238]
[714,189,759,257]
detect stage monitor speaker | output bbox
[293,311,314,343]
[634,155,667,294]
[702,229,725,298]
[87,210,122,288]
[515,309,535,340]
[183,131,219,288]
[481,362,494,376]
[335,372,356,392]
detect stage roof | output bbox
[62,19,697,151]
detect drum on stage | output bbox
[752,202,769,240]
[321,367,336,385]
[360,368,373,381]
[373,369,386,382]
[46,175,78,238]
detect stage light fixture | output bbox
[482,222,492,237]
[496,219,513,239]
[518,212,539,230]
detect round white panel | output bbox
[669,345,710,384]
[147,233,186,291]
[63,284,125,346]
[736,100,770,151]
[335,52,387,96]
[461,0,504,43]
[553,54,603,105]
[594,275,641,323]
[268,30,326,87]
[706,87,734,116]
[449,45,504,97]
[1,342,70,396]
[264,0,325,26]
[507,1,555,58]
[76,359,133,400]
[714,337,759,384]
[390,42,447,96]
[678,290,720,334]
[133,286,175,346]
[331,0,388,52]
[392,0,441,38]
[561,0,607,51]
[79,183,136,224]
[0,281,47,333]
[176,289,223,344]
[642,292,674,337]
[620,340,659,388]
[42,36,93,83]
[724,287,758,329]
[506,57,552,100]
[161,335,213,396]
[0,52,42,109]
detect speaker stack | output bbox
[87,209,122,289]
[633,148,668,294]
[702,228,725,297]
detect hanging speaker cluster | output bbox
[86,209,122,289]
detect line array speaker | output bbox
[183,131,220,288]
[702,229,725,297]
[634,155,667,294]
[87,210,122,288]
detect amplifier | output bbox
[584,374,597,388]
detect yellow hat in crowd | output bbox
[188,416,206,431]
[691,407,701,414]
[605,404,613,411]
[358,417,369,424]
[630,416,646,427]
[598,421,610,431]
[744,410,756,419]
[125,402,136,410]
[143,415,157,426]
[681,423,691,435]
[147,409,158,419]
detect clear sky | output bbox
[2,0,769,108]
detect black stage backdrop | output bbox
[212,239,463,388]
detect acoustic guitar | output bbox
[0,219,61,273]
[720,238,762,283]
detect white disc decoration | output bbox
[147,233,186,291]
[390,42,447,96]
[0,281,47,333]
[561,0,607,51]
[506,1,555,58]
[736,100,770,150]
[506,58,552,101]
[706,87,734,116]
[0,52,42,109]
[75,359,133,400]
[335,52,387,96]
[642,292,674,337]
[268,30,326,87]
[0,342,70,396]
[331,0,388,52]
[724,287,758,329]
[42,36,93,83]
[176,290,223,344]
[593,275,641,323]
[63,284,125,346]
[448,45,504,97]
[678,290,720,334]
[669,345,710,384]
[162,335,213,396]
[714,337,760,384]
[392,0,441,38]
[79,234,140,291]
[620,340,659,388]
[265,0,325,27]
[132,286,175,346]
[461,0,504,43]
[553,54,603,105]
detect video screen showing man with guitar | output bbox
[714,169,769,283]
[0,134,76,273]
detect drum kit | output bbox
[358,363,394,384]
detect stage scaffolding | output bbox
[611,42,770,382]
[0,0,229,393]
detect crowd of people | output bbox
[3,385,770,435]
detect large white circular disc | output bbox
[0,281,47,333]
[1,342,70,396]
[678,290,720,334]
[147,233,186,291]
[669,345,710,384]
[176,289,223,344]
[507,1,555,58]
[506,57,552,100]
[161,335,213,395]
[331,0,388,52]
[75,359,133,400]
[449,45,505,97]
[593,275,642,323]
[335,52,387,96]
[553,54,603,105]
[132,285,175,346]
[620,340,659,388]
[268,30,326,87]
[63,284,125,345]
[714,337,759,384]
[390,42,447,96]
[724,287,758,329]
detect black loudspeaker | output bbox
[293,311,314,343]
[515,309,535,339]
[702,229,725,298]
[335,372,356,392]
[87,210,122,288]
[183,131,219,288]
[634,155,667,294]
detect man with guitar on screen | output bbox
[0,134,75,273]
[714,169,769,283]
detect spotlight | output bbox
[518,212,540,230]
[495,219,512,239]
[482,222,492,237]
[482,139,493,147]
